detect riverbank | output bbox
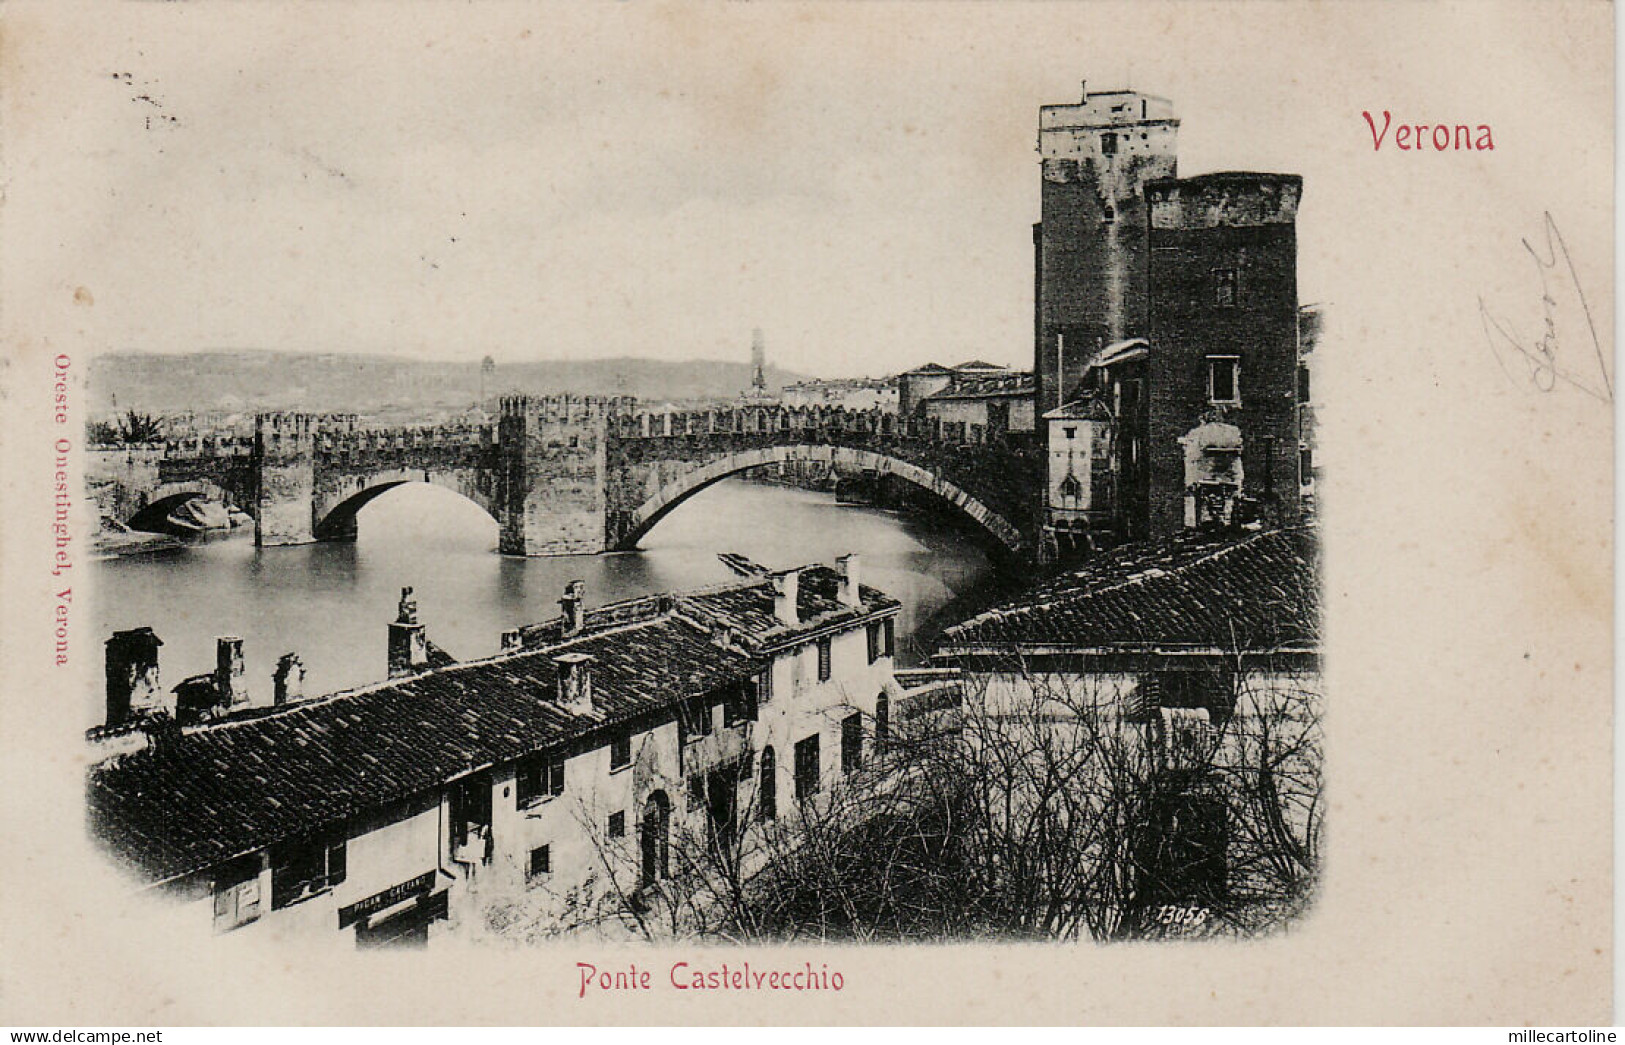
[91,529,187,561]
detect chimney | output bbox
[105,627,166,728]
[1081,79,1089,102]
[708,620,741,653]
[772,569,800,628]
[554,653,595,714]
[388,586,428,678]
[273,653,304,705]
[560,580,586,637]
[501,629,523,652]
[216,637,247,708]
[836,553,862,608]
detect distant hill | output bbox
[87,350,812,417]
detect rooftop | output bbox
[513,564,899,654]
[89,565,899,883]
[1086,338,1149,373]
[925,372,1035,402]
[1039,87,1177,130]
[1146,171,1304,191]
[938,526,1319,653]
[1042,394,1111,422]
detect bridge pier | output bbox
[255,414,318,547]
[495,395,617,556]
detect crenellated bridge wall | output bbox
[89,396,1042,558]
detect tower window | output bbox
[1100,132,1117,156]
[1214,267,1239,307]
[1208,357,1241,406]
[1059,474,1083,501]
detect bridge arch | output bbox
[313,470,498,542]
[613,445,1026,555]
[128,481,239,533]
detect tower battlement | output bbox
[1039,85,1180,183]
[1147,173,1303,229]
[498,394,637,424]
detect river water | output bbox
[90,479,1008,725]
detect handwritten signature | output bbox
[1479,212,1611,403]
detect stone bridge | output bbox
[88,396,1042,559]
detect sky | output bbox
[7,3,1599,379]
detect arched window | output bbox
[875,694,890,753]
[759,747,777,822]
[1058,473,1083,501]
[640,790,670,886]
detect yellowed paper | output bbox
[0,0,1611,1025]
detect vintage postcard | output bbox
[0,0,1612,1027]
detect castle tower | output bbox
[1033,83,1179,414]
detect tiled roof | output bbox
[89,615,763,883]
[514,566,898,654]
[939,526,1319,652]
[679,566,899,650]
[925,372,1035,401]
[1041,394,1111,422]
[89,565,900,884]
[424,640,459,670]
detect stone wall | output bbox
[85,446,164,527]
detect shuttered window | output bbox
[795,735,820,801]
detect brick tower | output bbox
[1033,83,1179,415]
[1144,172,1303,535]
